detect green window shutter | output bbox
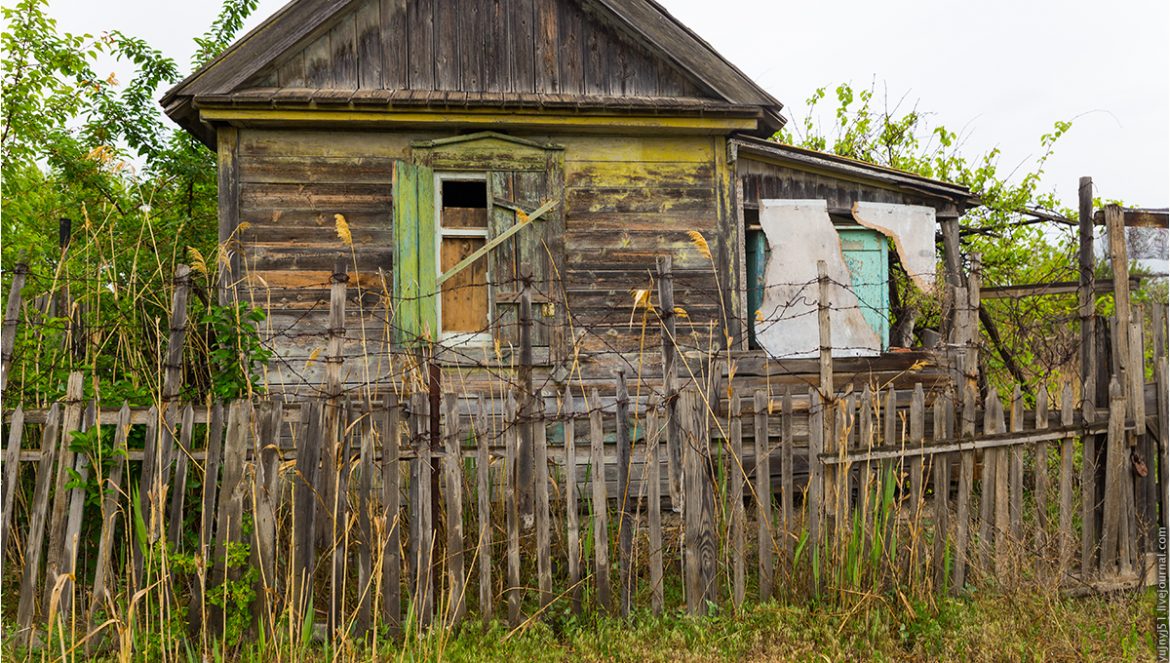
[392,160,436,345]
[745,228,767,349]
[837,226,889,350]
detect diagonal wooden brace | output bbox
[437,199,560,286]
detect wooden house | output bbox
[161,0,976,395]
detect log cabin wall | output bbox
[225,126,733,393]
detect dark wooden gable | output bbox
[242,0,709,99]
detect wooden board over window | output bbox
[438,178,490,341]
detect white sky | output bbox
[46,0,1170,209]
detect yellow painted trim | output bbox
[197,107,758,132]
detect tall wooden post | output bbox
[816,261,834,535]
[1078,177,1097,401]
[657,256,682,511]
[517,277,535,530]
[0,262,27,394]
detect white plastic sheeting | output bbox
[756,199,881,358]
[851,201,938,293]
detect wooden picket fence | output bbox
[2,363,1164,646]
[1,253,1165,649]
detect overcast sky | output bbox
[47,0,1170,209]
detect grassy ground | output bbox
[411,589,1158,662]
[2,586,1158,661]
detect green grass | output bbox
[23,586,1150,662]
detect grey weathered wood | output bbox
[646,403,663,615]
[156,265,191,536]
[505,392,522,627]
[932,393,951,591]
[1033,387,1050,571]
[292,400,321,623]
[518,285,535,532]
[356,408,374,637]
[589,388,612,612]
[213,401,250,635]
[131,406,158,590]
[1101,378,1126,575]
[615,370,633,616]
[534,398,552,610]
[1010,386,1025,544]
[807,387,824,580]
[250,400,282,630]
[476,398,493,622]
[443,395,466,625]
[978,392,997,570]
[190,401,224,634]
[379,396,402,633]
[16,403,61,640]
[167,404,196,548]
[0,263,27,393]
[328,400,353,637]
[561,394,581,614]
[0,405,24,554]
[729,390,745,608]
[780,387,794,562]
[993,395,1010,578]
[1058,383,1075,572]
[860,386,876,533]
[58,401,96,623]
[753,389,773,600]
[1081,378,1099,577]
[952,384,976,594]
[43,372,84,610]
[87,404,130,640]
[657,256,683,511]
[682,385,716,612]
[413,392,434,629]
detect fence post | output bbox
[656,256,683,512]
[518,279,535,530]
[816,261,834,541]
[753,389,772,601]
[588,388,611,613]
[0,262,28,394]
[615,369,634,616]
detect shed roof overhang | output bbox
[732,135,978,214]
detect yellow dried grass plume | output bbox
[687,230,711,261]
[335,213,353,247]
[187,246,208,276]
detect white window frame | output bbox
[434,171,493,347]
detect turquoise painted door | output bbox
[837,226,889,350]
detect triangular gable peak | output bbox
[246,0,710,100]
[162,0,784,144]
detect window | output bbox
[436,175,491,345]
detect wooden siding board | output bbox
[331,14,358,89]
[356,1,382,88]
[508,0,535,93]
[434,0,460,90]
[407,0,435,89]
[556,0,584,95]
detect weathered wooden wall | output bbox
[738,156,944,210]
[225,127,733,391]
[246,0,708,100]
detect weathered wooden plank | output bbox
[292,400,321,623]
[615,370,633,616]
[475,398,493,622]
[1058,383,1075,573]
[908,384,925,566]
[682,386,717,612]
[0,263,27,393]
[380,0,407,88]
[589,388,612,612]
[807,387,824,585]
[379,396,402,633]
[657,256,682,511]
[729,390,745,608]
[87,404,130,641]
[753,389,772,600]
[952,384,976,594]
[534,399,553,610]
[932,393,951,591]
[43,372,84,610]
[16,403,61,640]
[1009,386,1025,546]
[780,387,794,563]
[167,404,196,549]
[443,394,466,625]
[251,400,282,630]
[509,0,535,92]
[993,394,1010,578]
[211,401,250,636]
[59,401,96,622]
[412,392,434,630]
[355,407,374,637]
[0,405,23,554]
[328,401,355,637]
[533,0,558,92]
[189,401,224,634]
[646,402,663,615]
[1081,378,1099,578]
[1100,378,1126,575]
[505,392,522,626]
[1033,387,1050,572]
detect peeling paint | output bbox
[757,200,882,358]
[851,201,938,293]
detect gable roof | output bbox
[161,0,784,146]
